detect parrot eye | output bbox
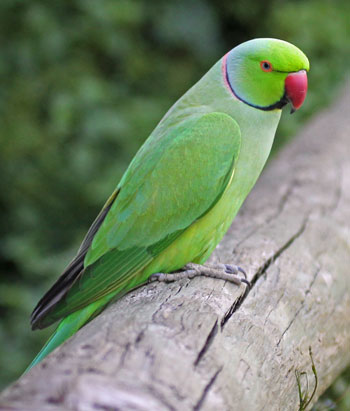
[260,60,272,72]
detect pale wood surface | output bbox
[1,88,349,411]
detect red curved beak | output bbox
[285,70,308,114]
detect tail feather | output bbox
[25,294,113,373]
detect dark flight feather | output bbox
[30,190,119,329]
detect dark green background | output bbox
[0,0,349,407]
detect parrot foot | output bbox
[149,263,250,290]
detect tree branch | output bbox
[1,87,349,411]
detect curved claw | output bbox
[240,278,251,290]
[224,264,247,279]
[239,278,251,300]
[237,266,247,279]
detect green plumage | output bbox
[27,38,309,371]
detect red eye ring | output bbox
[260,60,272,72]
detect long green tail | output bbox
[25,294,114,372]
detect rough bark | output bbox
[1,88,350,411]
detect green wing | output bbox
[31,112,241,329]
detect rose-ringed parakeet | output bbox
[27,38,309,371]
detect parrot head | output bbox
[223,38,309,113]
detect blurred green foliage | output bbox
[0,0,349,403]
[313,367,350,411]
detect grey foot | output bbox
[149,263,250,289]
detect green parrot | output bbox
[27,38,309,371]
